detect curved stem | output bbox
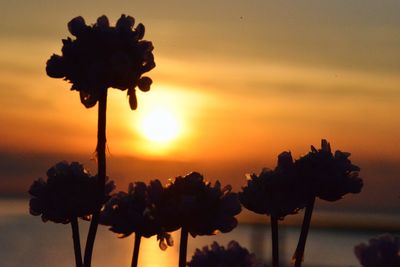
[84,89,108,267]
[179,227,189,267]
[131,233,142,267]
[71,217,83,267]
[293,197,315,267]
[271,214,279,267]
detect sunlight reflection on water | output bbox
[138,234,178,267]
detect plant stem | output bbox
[71,217,83,267]
[293,197,316,267]
[84,89,108,267]
[179,227,189,267]
[271,214,279,267]
[131,233,142,267]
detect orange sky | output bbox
[0,0,399,211]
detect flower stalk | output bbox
[131,233,142,267]
[179,227,189,267]
[84,89,108,267]
[71,217,83,267]
[293,197,315,267]
[270,214,279,267]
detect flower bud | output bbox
[46,54,65,78]
[116,14,135,30]
[138,76,152,92]
[128,89,138,110]
[135,23,145,39]
[96,15,110,29]
[68,16,87,36]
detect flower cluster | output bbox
[240,140,363,219]
[100,180,173,250]
[187,241,266,267]
[240,152,306,219]
[295,139,363,201]
[29,161,115,224]
[158,172,241,237]
[46,15,155,109]
[354,234,400,267]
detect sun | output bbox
[139,107,181,142]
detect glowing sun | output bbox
[139,108,181,142]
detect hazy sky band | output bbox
[0,0,399,213]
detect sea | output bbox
[0,199,398,267]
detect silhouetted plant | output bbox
[188,241,267,267]
[46,14,155,110]
[158,172,242,267]
[354,234,400,267]
[292,139,363,267]
[28,161,115,267]
[240,152,306,267]
[100,180,173,267]
[46,14,155,267]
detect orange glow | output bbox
[0,2,399,165]
[137,235,178,267]
[139,107,181,142]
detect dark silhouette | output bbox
[188,241,266,267]
[292,140,363,267]
[240,152,306,267]
[158,172,241,267]
[354,234,400,267]
[240,140,363,267]
[100,180,174,267]
[28,161,115,267]
[46,15,155,110]
[45,14,155,267]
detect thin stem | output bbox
[131,233,142,267]
[84,89,108,267]
[179,227,189,267]
[293,197,316,267]
[71,217,83,267]
[271,214,279,267]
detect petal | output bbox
[128,89,138,110]
[218,217,238,233]
[142,60,156,73]
[68,16,87,36]
[221,193,241,215]
[321,139,331,152]
[277,151,293,169]
[135,23,145,39]
[159,239,168,251]
[348,177,363,193]
[116,14,135,30]
[166,233,174,246]
[96,15,109,29]
[29,198,43,216]
[80,91,98,108]
[28,178,46,196]
[46,54,66,78]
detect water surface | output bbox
[1,199,396,267]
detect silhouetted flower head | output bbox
[187,241,267,267]
[158,172,241,237]
[29,161,115,224]
[46,15,155,110]
[240,152,306,219]
[295,139,363,201]
[100,180,173,250]
[354,234,400,267]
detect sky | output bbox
[0,0,399,212]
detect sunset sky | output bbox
[0,0,399,211]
